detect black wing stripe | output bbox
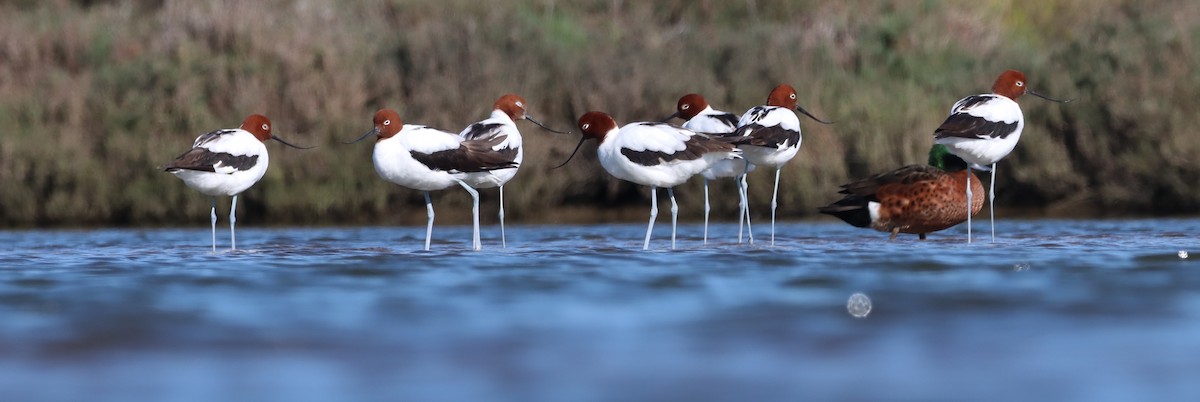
[713,113,739,129]
[954,95,994,111]
[164,148,259,173]
[696,113,742,138]
[729,124,799,148]
[620,135,736,167]
[934,114,1018,140]
[410,135,518,173]
[743,106,771,124]
[460,123,505,141]
[192,129,239,147]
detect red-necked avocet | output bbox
[556,111,741,250]
[164,114,313,252]
[663,93,755,245]
[459,94,568,248]
[730,84,832,246]
[348,109,518,251]
[933,70,1071,243]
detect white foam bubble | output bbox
[847,293,872,318]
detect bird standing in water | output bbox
[933,70,1071,243]
[459,94,569,248]
[556,111,742,250]
[164,114,313,252]
[819,144,985,241]
[348,109,517,251]
[663,93,755,244]
[730,84,832,246]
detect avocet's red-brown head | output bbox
[493,93,570,134]
[673,93,709,120]
[990,70,1074,104]
[763,84,834,124]
[494,94,529,121]
[240,114,273,142]
[346,108,403,144]
[991,70,1029,100]
[373,108,403,140]
[552,111,619,169]
[577,111,618,142]
[239,114,313,148]
[346,108,408,144]
[766,84,799,109]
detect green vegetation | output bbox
[1,0,1197,227]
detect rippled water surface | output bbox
[2,220,1198,401]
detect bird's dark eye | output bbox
[383,119,391,126]
[1016,82,1024,87]
[681,105,690,110]
[581,123,590,130]
[261,124,269,131]
[789,93,796,99]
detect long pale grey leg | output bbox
[668,187,678,250]
[743,173,754,244]
[702,178,710,245]
[210,197,217,253]
[424,191,434,251]
[229,194,237,251]
[456,181,481,251]
[770,167,781,246]
[966,167,973,244]
[989,162,997,243]
[644,187,658,250]
[499,185,507,248]
[736,175,745,244]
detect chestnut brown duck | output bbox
[819,144,985,240]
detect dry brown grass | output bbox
[0,0,1197,227]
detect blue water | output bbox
[1,220,1198,401]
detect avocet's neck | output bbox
[490,108,517,124]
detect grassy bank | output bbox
[1,0,1197,227]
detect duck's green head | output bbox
[928,144,968,171]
